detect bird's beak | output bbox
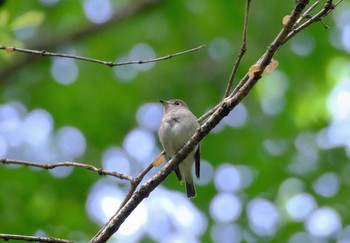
[159,100,169,107]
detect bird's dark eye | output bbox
[174,101,180,105]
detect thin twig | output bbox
[294,0,320,27]
[0,45,206,67]
[201,0,251,123]
[284,0,338,43]
[223,0,251,98]
[0,234,73,243]
[0,158,134,182]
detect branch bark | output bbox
[0,234,73,243]
[0,158,133,181]
[0,44,205,67]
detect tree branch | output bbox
[90,0,337,242]
[0,158,133,182]
[284,0,340,43]
[223,0,251,98]
[0,44,205,67]
[0,234,73,243]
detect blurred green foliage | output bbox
[1,0,350,242]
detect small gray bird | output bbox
[158,99,200,198]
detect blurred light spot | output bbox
[23,109,53,145]
[13,27,37,41]
[35,230,47,238]
[247,198,279,236]
[148,190,207,237]
[211,223,242,243]
[210,193,242,223]
[290,33,316,56]
[236,165,255,189]
[263,138,289,156]
[295,132,318,159]
[86,179,126,224]
[317,122,350,155]
[305,207,342,238]
[84,0,112,24]
[56,126,86,158]
[87,180,147,242]
[341,25,350,52]
[0,103,24,147]
[159,233,198,243]
[289,231,313,243]
[285,193,317,221]
[334,7,350,29]
[119,201,148,237]
[185,0,208,14]
[123,127,156,163]
[136,102,163,132]
[40,0,60,5]
[176,195,206,234]
[129,43,156,71]
[223,103,248,128]
[279,178,305,200]
[195,160,214,186]
[313,172,340,197]
[289,132,319,174]
[329,28,342,50]
[146,203,172,240]
[214,163,242,192]
[288,153,319,175]
[328,78,350,121]
[114,56,138,82]
[258,71,289,115]
[50,167,74,178]
[0,136,8,156]
[102,147,131,175]
[338,225,350,242]
[208,37,231,62]
[211,120,225,133]
[51,58,78,85]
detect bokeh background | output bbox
[1,0,350,242]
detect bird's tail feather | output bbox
[185,181,196,198]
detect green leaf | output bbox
[11,10,45,29]
[0,10,9,27]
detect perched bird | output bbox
[158,99,200,198]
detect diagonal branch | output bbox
[89,0,334,242]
